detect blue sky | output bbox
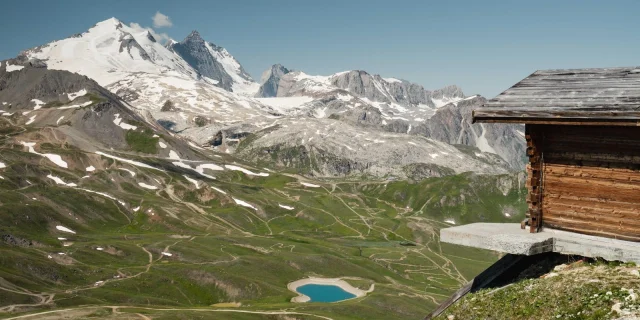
[1,0,639,97]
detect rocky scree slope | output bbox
[255,66,526,170]
[0,57,200,159]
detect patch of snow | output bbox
[384,77,402,83]
[119,168,136,177]
[95,152,163,171]
[113,113,137,130]
[158,141,167,149]
[56,116,65,125]
[431,96,464,108]
[0,161,5,169]
[31,99,45,110]
[25,115,36,125]
[504,212,512,217]
[21,142,68,168]
[161,252,172,257]
[5,62,24,72]
[279,204,294,210]
[77,188,126,206]
[444,219,456,225]
[56,225,76,234]
[475,124,497,154]
[233,198,257,210]
[138,182,158,190]
[132,206,140,212]
[85,166,95,172]
[183,175,200,189]
[255,96,314,113]
[96,247,104,251]
[188,141,205,150]
[225,165,269,177]
[168,150,180,160]
[300,182,320,188]
[47,174,77,187]
[57,237,67,240]
[336,93,352,102]
[58,101,92,109]
[211,186,227,194]
[67,89,87,101]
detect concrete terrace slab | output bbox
[441,223,640,264]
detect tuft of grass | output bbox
[126,129,159,154]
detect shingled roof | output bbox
[473,67,640,125]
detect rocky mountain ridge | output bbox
[11,17,525,178]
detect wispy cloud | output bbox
[152,11,173,28]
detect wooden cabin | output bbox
[473,67,640,241]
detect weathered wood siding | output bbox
[531,124,640,241]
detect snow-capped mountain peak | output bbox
[24,17,198,85]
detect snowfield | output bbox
[67,89,88,101]
[300,182,320,188]
[183,175,200,189]
[6,62,24,72]
[21,142,68,168]
[95,152,163,171]
[113,113,137,130]
[138,182,158,190]
[233,198,257,210]
[56,226,76,234]
[47,174,77,187]
[225,165,269,177]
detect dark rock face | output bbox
[169,31,233,90]
[118,32,150,60]
[167,31,253,92]
[2,233,38,247]
[209,131,223,146]
[255,64,290,97]
[412,96,527,169]
[330,70,464,108]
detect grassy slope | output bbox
[437,260,640,320]
[0,120,526,319]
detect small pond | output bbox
[295,284,356,302]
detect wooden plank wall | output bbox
[525,125,543,232]
[533,124,640,241]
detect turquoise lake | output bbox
[296,284,356,302]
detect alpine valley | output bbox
[0,18,526,319]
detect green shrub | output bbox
[126,129,159,153]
